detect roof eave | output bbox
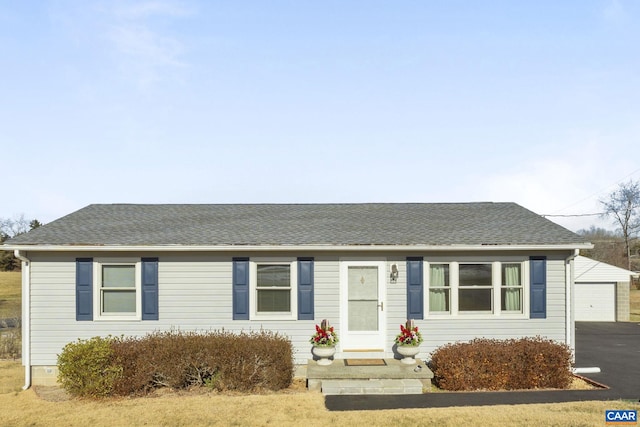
[3,243,594,252]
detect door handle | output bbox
[378,301,384,311]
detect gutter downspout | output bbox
[14,250,31,390]
[565,249,579,362]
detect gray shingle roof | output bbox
[4,203,588,247]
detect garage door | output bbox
[574,283,615,321]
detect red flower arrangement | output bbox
[310,319,339,347]
[394,319,423,346]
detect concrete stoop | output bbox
[306,358,434,395]
[321,378,425,395]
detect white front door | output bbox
[340,260,386,351]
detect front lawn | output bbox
[0,361,638,427]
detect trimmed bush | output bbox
[57,336,122,398]
[58,330,294,397]
[430,337,573,391]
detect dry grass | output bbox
[630,288,640,322]
[0,272,22,359]
[0,360,23,394]
[0,361,638,427]
[568,376,598,390]
[0,271,21,318]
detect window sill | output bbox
[93,315,141,322]
[426,313,528,320]
[250,313,297,321]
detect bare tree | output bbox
[600,180,640,271]
[0,214,42,271]
[0,214,31,238]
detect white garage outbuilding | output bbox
[574,256,637,322]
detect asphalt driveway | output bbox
[574,321,640,398]
[325,322,640,410]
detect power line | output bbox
[550,167,640,215]
[541,212,603,218]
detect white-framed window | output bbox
[428,263,450,313]
[459,263,493,313]
[94,258,141,320]
[425,259,526,318]
[501,263,523,312]
[250,258,298,320]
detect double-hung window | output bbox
[257,264,291,312]
[501,263,523,312]
[95,259,141,319]
[250,259,297,320]
[428,264,450,313]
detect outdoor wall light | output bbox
[390,263,399,283]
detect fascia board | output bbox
[4,243,594,252]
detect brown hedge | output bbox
[429,337,573,391]
[110,330,294,396]
[58,330,294,397]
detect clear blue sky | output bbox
[2,1,639,232]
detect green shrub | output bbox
[430,337,573,391]
[57,336,122,398]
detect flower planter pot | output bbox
[396,345,420,364]
[312,345,336,366]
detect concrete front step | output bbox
[321,378,425,395]
[306,357,433,395]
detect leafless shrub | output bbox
[430,337,573,391]
[108,329,294,396]
[0,316,22,360]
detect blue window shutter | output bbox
[406,257,424,319]
[141,258,159,320]
[76,258,93,321]
[233,258,250,320]
[530,256,547,319]
[297,258,314,320]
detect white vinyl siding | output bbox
[26,251,571,367]
[28,253,342,366]
[575,256,635,282]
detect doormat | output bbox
[344,359,387,367]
